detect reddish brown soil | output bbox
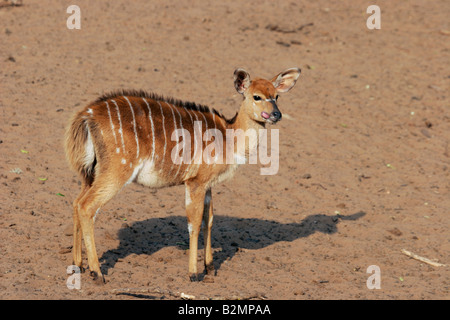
[0,0,449,300]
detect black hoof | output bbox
[90,271,105,284]
[189,274,199,282]
[205,264,215,275]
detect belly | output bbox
[135,159,173,188]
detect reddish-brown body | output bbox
[64,68,300,283]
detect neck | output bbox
[226,102,266,162]
[228,101,266,132]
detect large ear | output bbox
[234,68,251,94]
[271,68,301,93]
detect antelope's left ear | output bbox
[271,68,301,93]
[234,68,251,94]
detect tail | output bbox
[64,111,96,184]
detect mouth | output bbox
[261,111,280,124]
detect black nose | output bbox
[271,111,282,121]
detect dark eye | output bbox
[253,95,261,101]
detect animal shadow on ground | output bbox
[100,211,366,278]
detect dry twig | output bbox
[401,249,446,267]
[109,287,267,300]
[109,287,181,299]
[0,0,23,8]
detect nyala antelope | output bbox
[64,67,301,283]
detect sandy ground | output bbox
[0,0,449,300]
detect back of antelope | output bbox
[64,68,301,283]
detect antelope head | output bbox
[234,67,301,126]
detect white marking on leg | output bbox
[105,101,119,153]
[156,101,167,168]
[112,99,126,154]
[93,208,100,222]
[188,223,193,236]
[121,158,126,164]
[209,215,213,228]
[123,96,139,159]
[185,185,192,207]
[87,108,93,115]
[142,98,156,165]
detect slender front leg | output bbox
[185,181,206,281]
[203,189,215,276]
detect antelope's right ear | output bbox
[271,68,301,93]
[234,68,251,94]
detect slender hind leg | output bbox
[72,182,90,271]
[77,177,121,284]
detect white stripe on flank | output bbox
[192,109,208,169]
[173,104,185,178]
[183,109,195,177]
[105,101,119,153]
[201,112,208,132]
[200,111,208,164]
[166,102,177,175]
[189,108,200,125]
[112,99,126,154]
[123,96,140,159]
[156,101,167,167]
[188,110,202,177]
[142,98,156,165]
[211,110,217,135]
[185,107,194,124]
[211,110,216,128]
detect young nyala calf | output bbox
[64,68,301,283]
